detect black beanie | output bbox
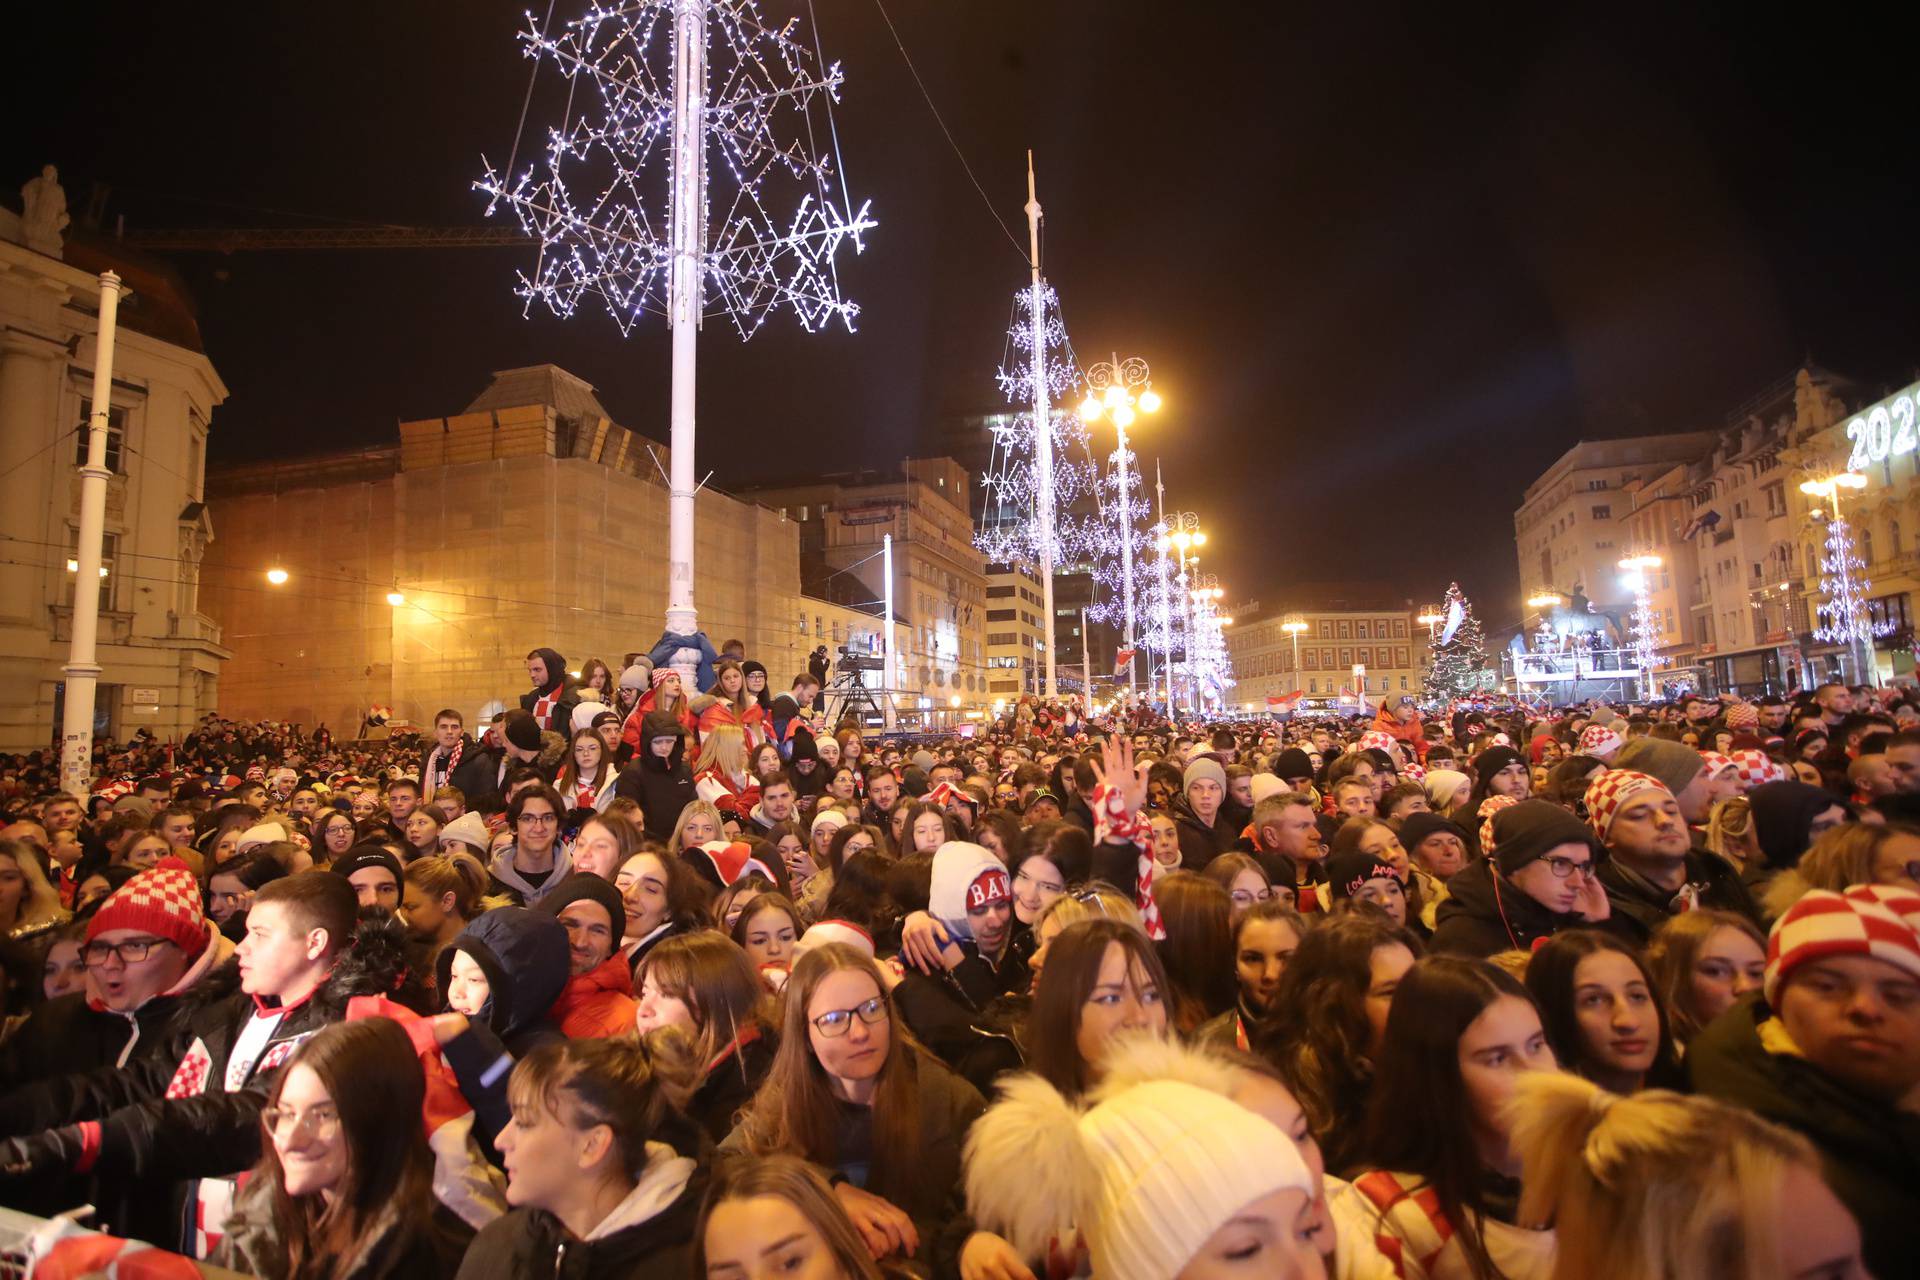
[1273,748,1314,783]
[1398,812,1468,853]
[1747,781,1847,870]
[1473,746,1529,790]
[1488,800,1603,876]
[504,709,544,752]
[330,847,404,887]
[1325,848,1401,900]
[535,872,627,934]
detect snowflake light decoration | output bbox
[1814,516,1893,648]
[475,0,875,339]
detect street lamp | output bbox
[1082,354,1161,701]
[1800,470,1879,686]
[1155,512,1203,713]
[1282,616,1309,695]
[1618,553,1663,699]
[266,567,289,586]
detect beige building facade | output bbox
[203,366,884,732]
[1228,607,1424,711]
[0,205,230,752]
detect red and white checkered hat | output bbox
[1843,883,1920,933]
[1766,885,1920,1004]
[1357,731,1397,755]
[86,856,208,961]
[1725,702,1760,731]
[1576,723,1623,761]
[1477,793,1520,855]
[1728,749,1786,790]
[1584,769,1673,843]
[1698,751,1738,780]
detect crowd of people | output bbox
[0,644,1914,1279]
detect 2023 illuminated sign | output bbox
[1844,381,1920,474]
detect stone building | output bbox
[203,365,884,732]
[0,179,230,752]
[1228,602,1424,712]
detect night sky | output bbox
[9,3,1920,637]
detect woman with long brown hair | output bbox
[694,659,766,748]
[1151,870,1238,1035]
[554,727,617,815]
[635,931,776,1141]
[696,1154,891,1280]
[214,1019,472,1279]
[725,942,984,1272]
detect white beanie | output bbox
[1422,769,1470,811]
[235,821,288,853]
[966,1075,1313,1280]
[810,808,850,838]
[440,811,492,854]
[929,841,1009,942]
[1248,773,1290,806]
[792,918,874,960]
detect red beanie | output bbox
[86,856,209,962]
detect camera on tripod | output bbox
[835,645,885,675]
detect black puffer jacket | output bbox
[0,990,194,1101]
[1596,849,1761,944]
[1690,994,1920,1280]
[1171,797,1237,870]
[615,708,696,840]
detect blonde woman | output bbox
[1704,794,1762,876]
[0,838,67,937]
[1510,1072,1867,1280]
[1762,821,1920,919]
[667,798,727,856]
[692,724,760,815]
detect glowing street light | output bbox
[386,589,407,607]
[266,567,289,586]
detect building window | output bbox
[63,528,117,612]
[986,609,1016,622]
[1308,678,1318,693]
[1356,621,1370,638]
[1591,505,1612,520]
[74,402,127,474]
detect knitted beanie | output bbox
[1584,770,1673,843]
[792,918,874,960]
[1725,702,1760,731]
[1422,769,1470,811]
[650,666,678,689]
[1488,800,1603,876]
[1747,781,1844,871]
[331,848,404,888]
[1728,749,1786,790]
[1477,793,1520,856]
[235,821,288,853]
[1765,886,1920,1005]
[1325,849,1401,900]
[1613,737,1705,799]
[1398,812,1469,854]
[1698,751,1737,780]
[536,872,627,934]
[1248,774,1291,806]
[965,1075,1312,1280]
[503,709,543,752]
[1576,723,1624,762]
[1182,758,1227,795]
[810,808,849,837]
[86,857,209,962]
[1272,748,1315,784]
[440,811,492,854]
[618,660,654,692]
[929,841,1010,941]
[1473,746,1528,791]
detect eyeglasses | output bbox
[811,995,888,1038]
[1538,855,1595,881]
[261,1103,340,1141]
[82,937,176,966]
[518,812,558,826]
[1014,868,1065,896]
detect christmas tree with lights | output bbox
[1424,582,1487,701]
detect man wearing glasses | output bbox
[0,856,223,1091]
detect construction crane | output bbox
[118,225,531,253]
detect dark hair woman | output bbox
[635,931,777,1141]
[213,1019,473,1279]
[458,1032,706,1279]
[1025,918,1171,1098]
[731,891,803,972]
[1152,871,1239,1035]
[1524,929,1678,1094]
[725,942,985,1274]
[1346,956,1559,1280]
[1254,912,1422,1176]
[1197,899,1307,1054]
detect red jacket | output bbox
[547,953,638,1039]
[694,695,765,748]
[619,688,696,755]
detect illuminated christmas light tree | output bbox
[1424,582,1487,702]
[1813,513,1890,674]
[476,0,874,646]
